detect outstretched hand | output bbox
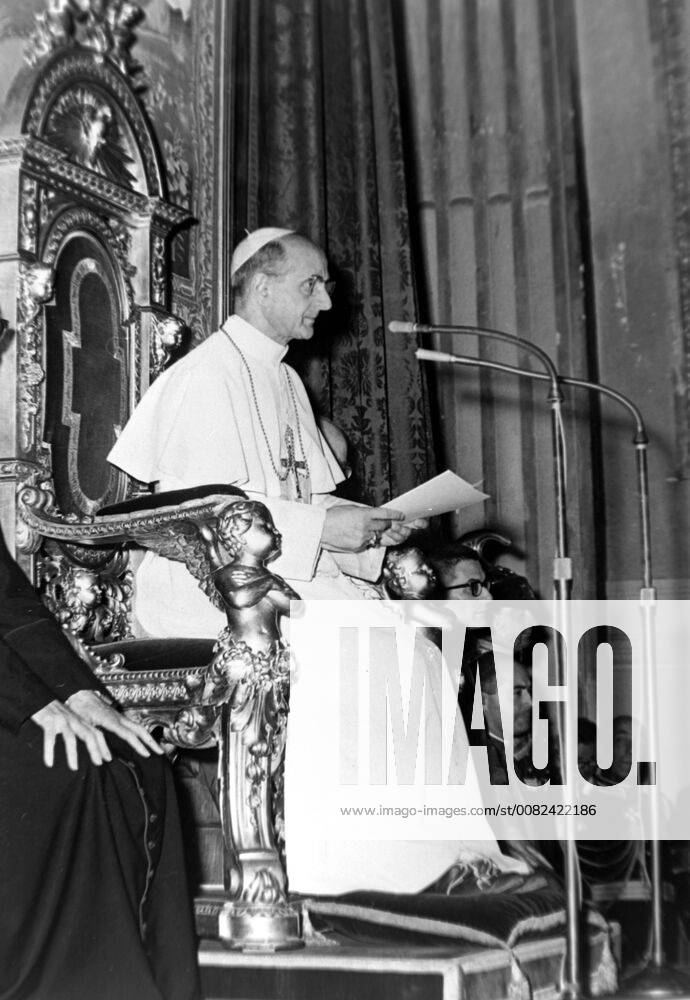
[67,690,163,759]
[31,691,163,771]
[321,505,428,553]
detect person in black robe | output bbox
[0,526,200,1000]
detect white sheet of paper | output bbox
[386,470,488,521]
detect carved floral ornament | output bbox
[17,261,55,454]
[25,0,143,78]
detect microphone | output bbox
[392,322,570,599]
[390,321,561,388]
[416,341,672,995]
[415,346,651,590]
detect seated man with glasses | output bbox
[428,542,492,600]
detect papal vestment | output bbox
[108,317,526,894]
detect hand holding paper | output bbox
[387,470,488,522]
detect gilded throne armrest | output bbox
[18,481,303,951]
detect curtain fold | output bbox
[231,0,434,504]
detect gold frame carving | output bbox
[62,254,126,515]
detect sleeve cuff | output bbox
[246,495,327,582]
[330,547,385,582]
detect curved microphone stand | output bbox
[390,322,580,997]
[411,342,690,999]
[390,321,571,602]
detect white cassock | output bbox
[108,315,527,893]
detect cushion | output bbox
[96,637,215,671]
[98,484,246,516]
[303,883,569,950]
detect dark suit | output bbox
[0,528,199,1000]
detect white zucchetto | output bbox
[230,227,294,276]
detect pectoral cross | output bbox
[281,426,310,502]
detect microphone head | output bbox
[416,348,456,363]
[388,320,417,334]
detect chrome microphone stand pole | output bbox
[392,323,581,999]
[413,345,690,998]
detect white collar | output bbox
[221,314,289,365]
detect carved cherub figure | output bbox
[52,566,114,640]
[381,545,438,600]
[208,501,299,654]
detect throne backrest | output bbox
[0,6,191,643]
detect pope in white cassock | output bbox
[108,228,529,894]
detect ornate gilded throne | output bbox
[0,1,299,951]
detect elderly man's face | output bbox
[262,240,332,344]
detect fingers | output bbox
[66,690,162,759]
[129,721,164,755]
[117,728,151,758]
[104,713,161,758]
[78,724,107,768]
[43,726,56,769]
[370,506,405,523]
[382,523,412,542]
[117,717,161,758]
[64,728,80,771]
[94,728,113,764]
[91,705,162,758]
[32,702,85,770]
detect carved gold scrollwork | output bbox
[150,313,184,381]
[0,138,28,163]
[20,175,39,253]
[151,234,166,304]
[243,870,283,906]
[39,186,59,229]
[17,260,54,454]
[17,470,133,641]
[41,552,132,643]
[25,0,143,79]
[16,477,57,555]
[0,458,44,482]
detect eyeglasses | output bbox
[446,578,486,597]
[300,274,336,298]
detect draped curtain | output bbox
[229,0,434,505]
[395,0,597,598]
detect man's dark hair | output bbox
[427,542,483,573]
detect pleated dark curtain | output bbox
[230,0,434,505]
